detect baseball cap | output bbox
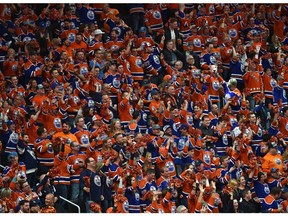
[270,167,279,173]
[94,29,104,35]
[7,120,15,127]
[268,141,278,149]
[179,124,189,130]
[195,160,203,166]
[228,78,237,86]
[51,82,58,90]
[163,125,171,133]
[152,124,161,130]
[37,84,44,90]
[144,42,152,48]
[8,152,18,158]
[282,187,288,193]
[151,89,159,96]
[139,26,147,33]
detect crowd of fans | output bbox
[0,2,288,213]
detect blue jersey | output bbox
[252,180,270,202]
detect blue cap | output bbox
[139,26,147,33]
[8,152,18,158]
[179,124,189,130]
[270,167,279,173]
[39,21,46,28]
[7,120,14,126]
[7,22,15,29]
[283,187,288,193]
[51,82,58,90]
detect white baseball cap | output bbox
[94,29,104,35]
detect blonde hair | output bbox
[228,179,238,188]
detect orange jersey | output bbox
[144,8,164,31]
[52,132,78,156]
[220,45,233,66]
[149,99,161,118]
[71,127,90,147]
[104,39,125,60]
[263,73,277,99]
[262,152,283,174]
[242,71,263,94]
[53,152,71,185]
[204,75,223,103]
[24,117,39,144]
[88,39,104,55]
[38,112,64,134]
[3,59,19,78]
[60,29,78,43]
[31,94,49,109]
[118,97,133,124]
[135,36,155,49]
[34,137,54,167]
[278,116,288,138]
[65,151,86,183]
[70,41,88,54]
[74,61,89,76]
[184,35,204,53]
[125,54,144,81]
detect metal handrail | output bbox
[59,196,81,213]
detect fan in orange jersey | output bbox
[101,4,120,34]
[31,84,49,110]
[74,50,89,78]
[104,29,125,60]
[6,76,25,100]
[144,4,164,37]
[3,49,20,79]
[24,110,41,145]
[146,190,176,213]
[184,27,205,54]
[217,15,244,43]
[135,27,155,49]
[88,29,105,58]
[65,143,86,203]
[121,39,144,82]
[34,127,54,175]
[262,141,285,175]
[204,65,224,104]
[117,88,134,127]
[60,19,78,44]
[273,106,288,145]
[273,5,286,41]
[8,95,28,132]
[155,139,178,178]
[71,116,90,150]
[70,33,87,55]
[37,91,67,134]
[52,121,78,156]
[52,141,76,204]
